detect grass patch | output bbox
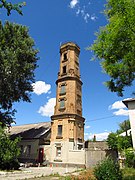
[49,172,60,177]
[123,168,135,180]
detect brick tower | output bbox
[50,42,85,166]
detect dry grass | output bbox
[69,169,95,180]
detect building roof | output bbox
[122,98,135,108]
[9,122,51,140]
[119,129,131,136]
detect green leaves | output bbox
[0,126,20,170]
[107,132,118,150]
[107,120,132,151]
[0,0,26,16]
[0,21,39,127]
[90,0,135,96]
[94,157,122,180]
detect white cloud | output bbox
[109,100,126,110]
[90,14,97,21]
[85,125,91,129]
[69,1,97,23]
[76,8,80,15]
[88,132,110,141]
[69,0,79,9]
[113,109,129,116]
[84,133,89,136]
[109,100,129,116]
[38,98,56,117]
[32,81,51,95]
[48,91,51,94]
[84,13,90,23]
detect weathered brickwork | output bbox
[50,42,85,166]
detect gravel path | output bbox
[0,166,78,180]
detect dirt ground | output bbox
[0,166,80,180]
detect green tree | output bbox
[0,0,25,15]
[107,133,132,151]
[90,0,135,96]
[117,135,132,151]
[116,119,130,135]
[0,21,38,127]
[0,126,20,170]
[107,119,132,151]
[107,132,118,150]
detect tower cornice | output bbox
[51,113,85,122]
[56,76,83,85]
[60,42,80,55]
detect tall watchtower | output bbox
[50,42,85,166]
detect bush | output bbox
[0,159,20,170]
[94,157,122,180]
[125,148,135,168]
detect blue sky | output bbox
[1,0,134,140]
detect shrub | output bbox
[125,148,135,168]
[94,157,122,180]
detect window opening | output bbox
[27,145,31,156]
[60,85,66,95]
[63,53,67,60]
[63,66,66,74]
[60,99,65,109]
[56,147,61,157]
[58,125,62,136]
[20,145,23,155]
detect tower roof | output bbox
[60,42,80,54]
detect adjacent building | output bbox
[10,122,51,164]
[123,98,135,149]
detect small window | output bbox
[63,66,66,74]
[60,85,66,95]
[58,125,62,136]
[23,145,31,156]
[77,94,81,105]
[63,53,67,60]
[20,145,23,155]
[27,145,31,156]
[56,147,61,157]
[60,99,65,109]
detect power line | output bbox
[86,114,126,122]
[85,111,129,122]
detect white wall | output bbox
[127,101,135,148]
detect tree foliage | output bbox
[90,0,135,96]
[0,0,25,15]
[116,119,130,135]
[117,135,132,151]
[107,132,118,150]
[0,21,39,127]
[0,126,20,170]
[107,119,132,151]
